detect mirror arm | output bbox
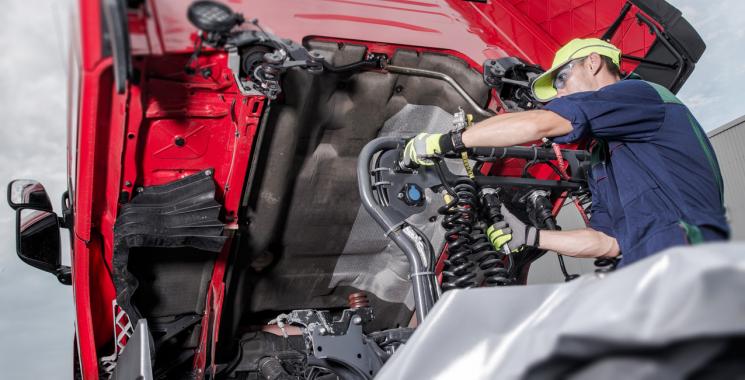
[60,190,73,229]
[55,266,72,286]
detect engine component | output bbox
[348,292,370,309]
[525,190,579,281]
[271,307,384,379]
[367,328,414,361]
[479,190,513,285]
[483,57,544,111]
[258,356,294,380]
[439,179,479,290]
[400,183,425,207]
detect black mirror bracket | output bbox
[56,266,72,285]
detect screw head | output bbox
[352,316,363,325]
[318,327,328,335]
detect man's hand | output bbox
[402,133,444,168]
[486,205,539,253]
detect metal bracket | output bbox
[271,308,383,379]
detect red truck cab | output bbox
[7,0,705,378]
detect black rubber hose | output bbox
[357,137,438,321]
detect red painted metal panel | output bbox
[145,0,655,71]
[71,1,673,376]
[126,52,265,226]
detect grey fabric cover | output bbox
[377,243,745,380]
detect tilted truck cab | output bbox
[7,0,705,378]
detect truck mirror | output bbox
[7,179,54,211]
[17,208,62,275]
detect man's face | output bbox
[553,56,597,97]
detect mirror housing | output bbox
[6,180,70,285]
[7,179,54,211]
[17,209,61,272]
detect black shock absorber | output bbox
[477,190,513,286]
[439,179,479,291]
[574,189,621,273]
[527,190,580,281]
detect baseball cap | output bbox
[531,38,622,102]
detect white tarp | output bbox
[377,243,745,380]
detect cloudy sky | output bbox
[0,0,743,378]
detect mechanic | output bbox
[404,38,729,267]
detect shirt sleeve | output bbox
[589,196,614,238]
[544,80,667,144]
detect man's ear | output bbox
[587,53,603,76]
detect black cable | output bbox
[433,159,457,203]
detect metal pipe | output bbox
[602,2,632,41]
[383,64,495,118]
[357,137,437,321]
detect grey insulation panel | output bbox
[237,40,491,331]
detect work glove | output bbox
[486,205,539,254]
[402,133,445,168]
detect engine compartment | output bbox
[109,3,596,379]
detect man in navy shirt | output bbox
[404,38,728,267]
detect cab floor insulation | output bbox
[221,41,491,344]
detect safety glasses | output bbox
[552,58,584,90]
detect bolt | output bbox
[352,316,362,325]
[174,136,185,147]
[397,192,405,199]
[136,187,144,193]
[124,181,132,187]
[318,327,328,335]
[205,169,213,176]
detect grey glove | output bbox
[487,205,540,254]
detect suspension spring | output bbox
[347,292,370,309]
[594,257,620,274]
[470,226,512,286]
[439,179,479,291]
[479,190,514,285]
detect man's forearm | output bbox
[538,229,620,258]
[461,110,573,148]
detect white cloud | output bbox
[669,0,745,129]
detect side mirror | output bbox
[7,179,54,211]
[7,180,70,285]
[17,209,61,272]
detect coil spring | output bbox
[469,227,512,286]
[347,292,370,309]
[439,180,479,291]
[594,257,619,274]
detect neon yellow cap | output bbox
[531,38,622,102]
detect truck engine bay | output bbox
[97,3,618,378]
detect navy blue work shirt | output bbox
[544,79,729,266]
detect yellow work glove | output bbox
[486,205,540,254]
[487,221,514,253]
[402,133,445,168]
